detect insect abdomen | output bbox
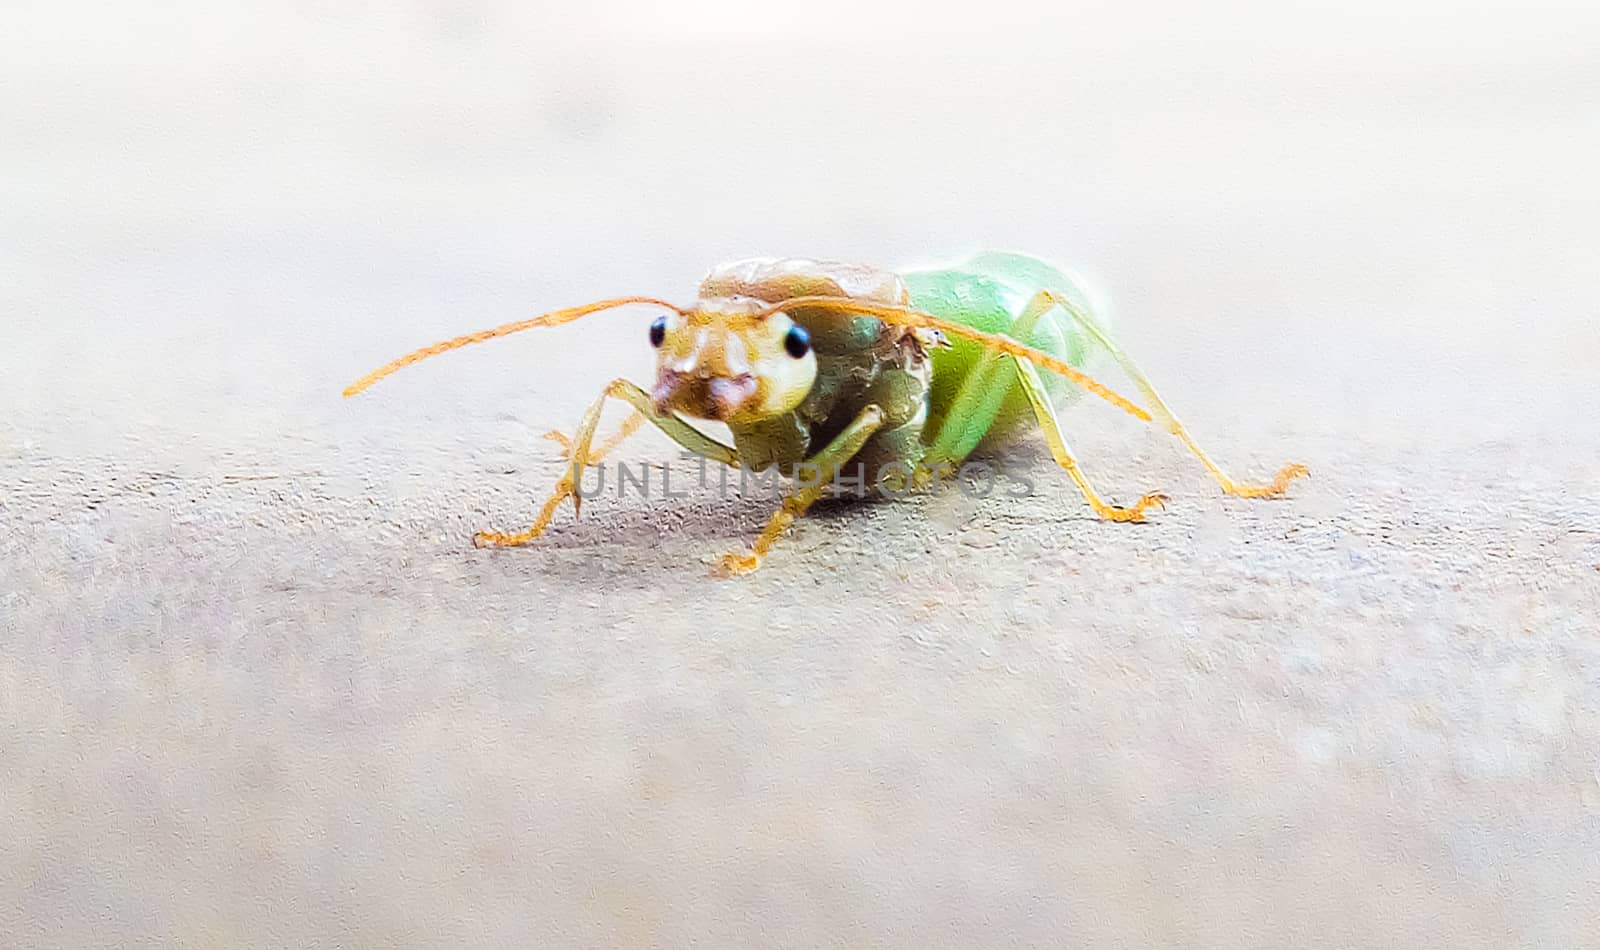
[905,251,1108,455]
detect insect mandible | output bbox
[343,251,1308,575]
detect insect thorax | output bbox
[698,258,936,477]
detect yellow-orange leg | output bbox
[713,404,885,576]
[474,379,739,549]
[1039,291,1309,497]
[543,409,645,461]
[1014,358,1168,522]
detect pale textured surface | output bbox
[4,3,1600,947]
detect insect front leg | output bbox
[713,404,886,577]
[474,378,740,549]
[543,410,645,461]
[1037,291,1309,498]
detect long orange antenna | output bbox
[342,296,685,398]
[756,296,1152,423]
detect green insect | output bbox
[343,251,1307,575]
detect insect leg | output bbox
[474,378,740,548]
[923,291,1062,465]
[1037,291,1309,498]
[543,409,645,462]
[1013,356,1168,522]
[713,405,886,577]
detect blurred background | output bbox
[4,2,1599,947]
[7,0,1598,460]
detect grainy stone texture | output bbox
[4,4,1599,947]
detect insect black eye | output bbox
[649,315,667,348]
[783,325,811,359]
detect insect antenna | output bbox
[342,296,685,398]
[756,296,1152,423]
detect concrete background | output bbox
[4,2,1600,946]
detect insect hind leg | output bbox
[1037,291,1309,498]
[1012,355,1168,522]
